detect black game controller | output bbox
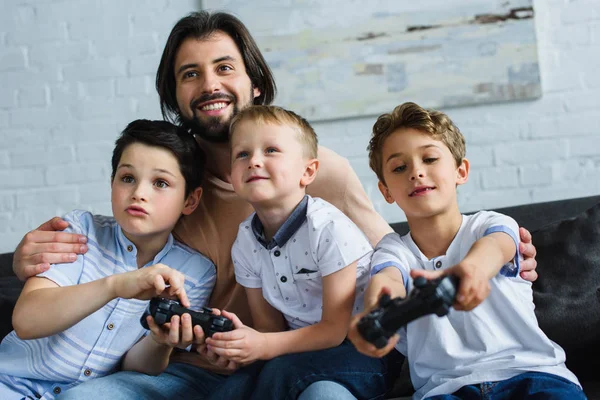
[140,297,233,337]
[357,275,459,348]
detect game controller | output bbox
[357,275,459,348]
[140,297,233,337]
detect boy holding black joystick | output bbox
[0,120,216,399]
[348,102,584,399]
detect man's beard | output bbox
[180,88,255,144]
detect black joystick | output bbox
[140,297,233,337]
[357,275,459,348]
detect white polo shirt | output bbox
[371,211,580,399]
[233,195,372,330]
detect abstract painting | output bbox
[203,0,541,121]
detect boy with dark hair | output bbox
[348,102,584,399]
[0,120,216,399]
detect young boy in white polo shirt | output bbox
[203,105,401,400]
[348,102,584,399]
[0,120,216,399]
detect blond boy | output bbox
[203,105,401,400]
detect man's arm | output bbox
[13,217,88,281]
[308,146,392,247]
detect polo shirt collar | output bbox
[251,195,309,250]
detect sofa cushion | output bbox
[0,252,22,340]
[532,200,600,382]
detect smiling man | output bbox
[12,11,540,400]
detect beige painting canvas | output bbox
[202,0,541,121]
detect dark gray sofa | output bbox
[1,195,599,398]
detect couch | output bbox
[1,195,599,398]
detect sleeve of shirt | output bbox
[307,145,393,247]
[370,233,411,290]
[182,254,216,311]
[314,214,373,277]
[476,211,521,277]
[232,230,262,289]
[37,210,89,287]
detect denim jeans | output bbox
[58,362,226,400]
[426,371,587,400]
[205,340,404,400]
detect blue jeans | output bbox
[427,371,586,400]
[58,362,225,400]
[205,340,404,400]
[58,344,395,400]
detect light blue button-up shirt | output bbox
[0,210,216,400]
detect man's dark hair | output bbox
[111,119,205,197]
[156,11,277,124]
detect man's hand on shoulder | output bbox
[518,227,538,282]
[13,217,88,281]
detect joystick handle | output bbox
[357,275,459,348]
[140,297,233,337]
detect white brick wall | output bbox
[1,0,599,253]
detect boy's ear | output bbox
[456,158,470,186]
[378,181,395,204]
[300,158,319,188]
[182,187,203,215]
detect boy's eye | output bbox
[121,175,134,183]
[154,180,169,189]
[265,147,277,154]
[424,157,438,164]
[236,151,248,159]
[392,165,406,173]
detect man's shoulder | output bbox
[314,145,352,175]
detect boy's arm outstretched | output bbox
[348,266,406,358]
[413,231,517,311]
[205,261,358,364]
[12,263,189,340]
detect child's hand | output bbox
[410,261,490,311]
[111,263,190,307]
[348,286,400,358]
[145,313,204,350]
[204,310,268,364]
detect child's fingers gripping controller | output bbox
[357,275,459,349]
[140,297,234,337]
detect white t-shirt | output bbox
[371,211,580,399]
[233,195,372,330]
